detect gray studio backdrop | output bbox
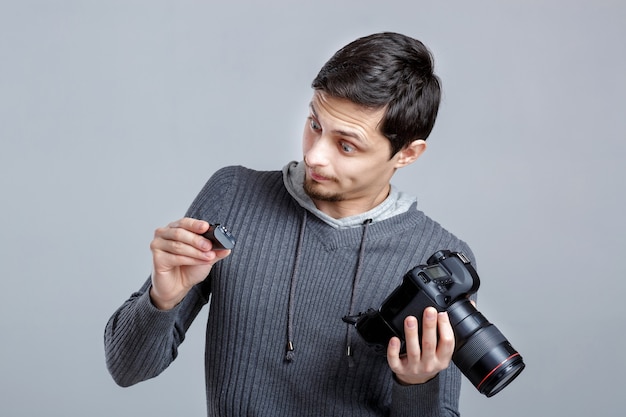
[1,1,624,416]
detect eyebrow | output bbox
[309,102,367,144]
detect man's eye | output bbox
[309,118,321,131]
[340,142,355,153]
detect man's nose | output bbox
[305,136,331,166]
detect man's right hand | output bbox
[149,217,232,310]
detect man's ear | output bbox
[394,139,427,168]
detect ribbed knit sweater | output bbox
[104,165,475,416]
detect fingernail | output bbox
[425,309,437,320]
[407,316,417,328]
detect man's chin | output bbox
[303,180,343,203]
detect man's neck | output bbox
[312,184,391,219]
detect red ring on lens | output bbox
[476,352,521,391]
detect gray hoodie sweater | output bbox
[104,164,474,417]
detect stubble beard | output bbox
[303,177,345,202]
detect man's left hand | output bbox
[386,307,455,385]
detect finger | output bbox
[436,312,455,359]
[154,242,216,263]
[152,230,208,255]
[151,247,215,278]
[215,248,232,258]
[156,222,212,252]
[402,315,421,362]
[168,217,210,234]
[151,230,216,267]
[386,337,403,370]
[419,307,439,361]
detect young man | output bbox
[105,32,475,416]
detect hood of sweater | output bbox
[282,160,416,228]
[281,160,417,365]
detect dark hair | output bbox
[312,32,441,156]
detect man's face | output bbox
[302,91,415,218]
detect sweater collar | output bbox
[282,160,416,229]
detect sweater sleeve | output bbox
[104,278,210,387]
[391,364,462,417]
[103,166,238,387]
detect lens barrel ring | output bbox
[453,324,507,371]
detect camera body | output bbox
[347,250,525,397]
[351,250,478,354]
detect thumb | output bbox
[212,249,232,262]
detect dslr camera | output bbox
[344,250,525,397]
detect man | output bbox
[105,32,475,416]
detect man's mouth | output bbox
[307,168,332,182]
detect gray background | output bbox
[1,1,624,416]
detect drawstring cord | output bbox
[284,214,372,366]
[345,218,372,367]
[285,211,308,362]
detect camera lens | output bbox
[472,342,525,397]
[351,251,525,397]
[447,300,525,397]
